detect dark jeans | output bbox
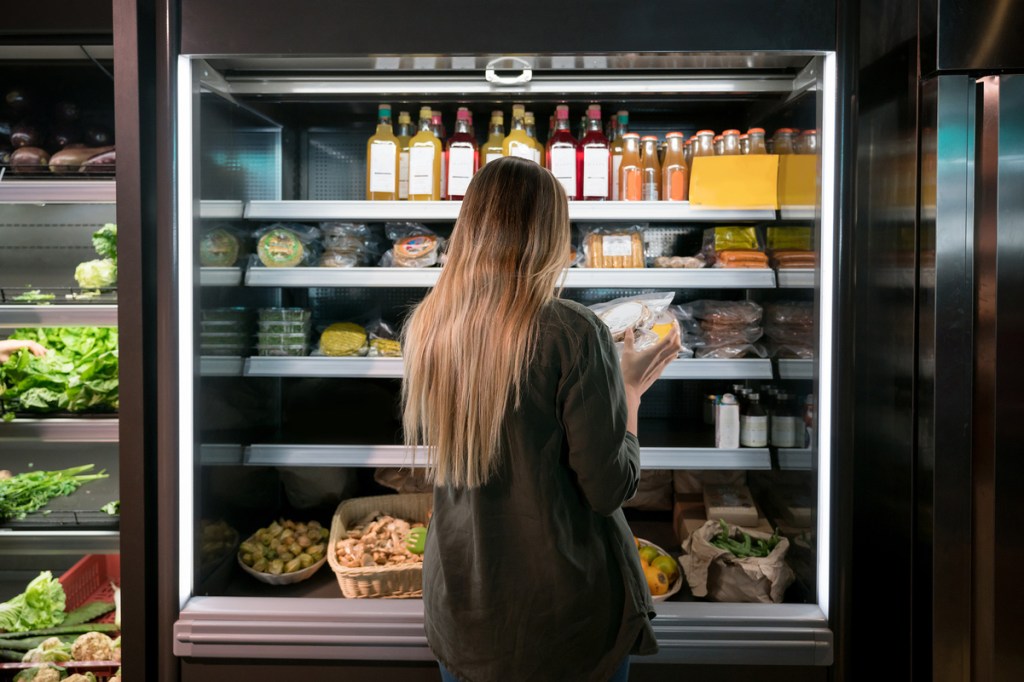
[438,656,630,681]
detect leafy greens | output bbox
[0,572,66,633]
[0,465,109,520]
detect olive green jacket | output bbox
[423,298,658,682]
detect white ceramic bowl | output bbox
[237,552,327,586]
[638,538,683,602]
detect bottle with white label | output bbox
[431,111,447,199]
[365,104,400,200]
[502,104,535,163]
[545,104,580,199]
[446,107,478,201]
[610,111,629,200]
[640,135,662,201]
[716,394,741,449]
[481,111,505,166]
[740,392,768,448]
[524,111,544,166]
[407,106,441,201]
[580,104,610,201]
[395,111,414,200]
[770,392,798,448]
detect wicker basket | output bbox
[328,493,432,598]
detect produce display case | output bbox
[170,50,837,669]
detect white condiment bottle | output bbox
[716,394,741,449]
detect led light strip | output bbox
[177,55,195,609]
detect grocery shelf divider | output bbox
[776,268,816,288]
[242,356,773,380]
[244,444,770,470]
[199,200,245,219]
[779,205,816,220]
[0,530,120,555]
[1,418,119,442]
[777,359,814,380]
[243,200,778,223]
[0,180,117,204]
[0,305,119,328]
[777,448,814,471]
[199,444,245,466]
[199,267,244,286]
[200,356,245,377]
[245,267,776,289]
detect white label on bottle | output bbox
[771,416,797,447]
[602,234,633,258]
[612,154,623,200]
[408,145,435,196]
[508,141,533,161]
[447,146,474,197]
[583,147,610,197]
[398,150,410,199]
[550,146,577,195]
[369,140,397,193]
[485,151,503,165]
[740,415,768,448]
[533,147,542,164]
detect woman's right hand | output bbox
[620,324,681,400]
[0,339,46,364]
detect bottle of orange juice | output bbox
[365,104,400,200]
[640,135,662,201]
[618,132,642,201]
[503,104,535,162]
[408,106,441,201]
[396,111,414,200]
[661,132,688,201]
[481,110,505,165]
[609,110,629,200]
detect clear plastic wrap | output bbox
[366,319,402,357]
[318,222,382,267]
[763,301,814,357]
[319,322,369,357]
[251,223,322,268]
[581,225,646,268]
[683,300,763,326]
[379,222,443,268]
[652,255,706,269]
[199,225,248,267]
[675,300,766,359]
[589,292,675,340]
[701,226,762,264]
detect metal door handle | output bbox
[485,57,533,85]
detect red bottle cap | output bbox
[748,127,765,134]
[723,129,740,136]
[457,108,471,121]
[556,105,570,120]
[641,135,658,141]
[696,129,715,136]
[587,104,601,119]
[666,131,684,138]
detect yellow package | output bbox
[320,322,368,357]
[766,227,813,252]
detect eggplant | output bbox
[49,145,114,174]
[4,89,34,115]
[83,125,114,147]
[79,148,116,174]
[10,146,50,174]
[54,100,80,122]
[47,125,82,151]
[11,120,44,149]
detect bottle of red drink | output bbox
[446,107,478,201]
[546,104,580,200]
[580,104,611,200]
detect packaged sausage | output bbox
[701,226,763,265]
[582,225,646,268]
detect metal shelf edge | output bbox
[775,268,816,288]
[777,448,814,471]
[0,418,119,442]
[777,359,814,379]
[0,180,117,204]
[200,267,244,287]
[200,357,245,376]
[0,530,119,555]
[0,305,118,327]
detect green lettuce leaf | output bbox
[0,572,66,633]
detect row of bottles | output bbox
[711,386,814,449]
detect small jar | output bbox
[797,129,819,155]
[694,130,716,157]
[772,128,797,154]
[747,127,768,154]
[721,129,741,155]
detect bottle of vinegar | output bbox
[408,106,442,201]
[365,104,400,200]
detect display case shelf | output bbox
[0,180,116,204]
[242,356,774,380]
[200,267,244,286]
[0,418,119,442]
[242,444,770,470]
[776,268,816,288]
[199,200,245,219]
[0,530,120,555]
[777,448,814,471]
[244,200,779,223]
[779,205,816,220]
[200,356,245,376]
[777,359,814,379]
[200,444,245,466]
[245,266,776,289]
[0,305,118,327]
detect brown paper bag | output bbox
[374,467,433,494]
[680,519,794,603]
[623,469,674,511]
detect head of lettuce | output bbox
[0,571,67,633]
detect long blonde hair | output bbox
[402,157,570,488]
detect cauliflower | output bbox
[74,258,117,289]
[65,675,98,682]
[111,635,121,662]
[22,637,72,663]
[71,631,114,662]
[13,667,62,682]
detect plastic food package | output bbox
[701,226,762,263]
[256,344,308,357]
[771,250,817,269]
[252,223,322,268]
[366,319,402,357]
[259,308,311,323]
[319,322,369,357]
[199,226,247,267]
[589,292,675,344]
[318,222,381,267]
[652,255,705,269]
[765,226,812,252]
[202,307,250,323]
[714,250,769,269]
[582,225,646,268]
[764,301,814,358]
[379,222,442,268]
[675,300,766,359]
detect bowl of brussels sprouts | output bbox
[237,519,330,585]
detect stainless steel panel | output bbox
[199,267,243,287]
[776,269,816,288]
[0,531,120,555]
[0,305,118,327]
[778,359,814,380]
[0,418,119,442]
[0,180,116,203]
[200,357,244,377]
[778,449,814,472]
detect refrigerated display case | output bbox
[167,50,837,671]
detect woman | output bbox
[403,156,680,682]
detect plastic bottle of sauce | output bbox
[581,104,611,201]
[395,111,414,200]
[716,394,740,449]
[481,110,505,166]
[747,127,768,154]
[446,107,478,201]
[407,106,442,201]
[546,104,580,199]
[610,110,629,200]
[365,104,400,201]
[640,135,661,201]
[721,129,741,156]
[740,392,768,447]
[618,133,642,201]
[503,104,535,163]
[661,131,688,201]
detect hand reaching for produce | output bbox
[619,323,680,435]
[0,339,46,364]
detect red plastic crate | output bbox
[59,554,120,625]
